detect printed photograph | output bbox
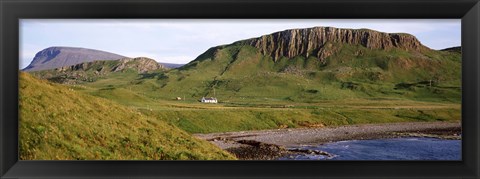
[19,19,461,160]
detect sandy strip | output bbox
[194,122,461,149]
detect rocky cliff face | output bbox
[23,47,126,71]
[57,57,165,74]
[234,27,428,61]
[37,57,165,84]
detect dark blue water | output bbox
[279,137,461,160]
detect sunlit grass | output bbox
[19,72,235,160]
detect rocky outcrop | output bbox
[23,47,126,71]
[35,57,165,84]
[234,27,428,61]
[56,57,165,74]
[112,57,165,73]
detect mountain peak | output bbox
[233,26,427,61]
[23,46,126,71]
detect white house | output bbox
[201,97,218,103]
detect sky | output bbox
[20,19,461,69]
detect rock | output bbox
[235,26,428,62]
[112,57,164,73]
[32,57,165,84]
[278,124,289,129]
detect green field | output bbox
[43,44,461,134]
[23,34,462,160]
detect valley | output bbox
[20,26,462,160]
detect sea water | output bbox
[279,137,461,160]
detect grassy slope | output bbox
[30,59,166,84]
[29,43,462,134]
[134,43,461,103]
[67,45,460,133]
[19,72,235,160]
[139,104,460,133]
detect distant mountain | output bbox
[23,47,126,71]
[159,62,184,69]
[31,57,166,84]
[440,46,461,54]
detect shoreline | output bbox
[194,122,461,160]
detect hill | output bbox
[160,62,185,69]
[27,26,462,134]
[158,26,461,103]
[18,72,235,160]
[23,47,126,71]
[441,46,461,54]
[30,57,166,84]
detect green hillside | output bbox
[19,72,235,160]
[56,43,460,134]
[27,27,462,134]
[31,57,165,85]
[134,43,461,103]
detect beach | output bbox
[194,122,461,160]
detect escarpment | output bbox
[234,27,428,61]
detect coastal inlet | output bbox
[195,122,461,160]
[280,137,461,160]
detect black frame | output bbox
[1,0,479,178]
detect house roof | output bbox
[202,97,217,100]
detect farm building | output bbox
[201,97,218,103]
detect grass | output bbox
[135,99,460,134]
[22,40,462,160]
[35,43,461,104]
[33,43,460,135]
[19,72,235,160]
